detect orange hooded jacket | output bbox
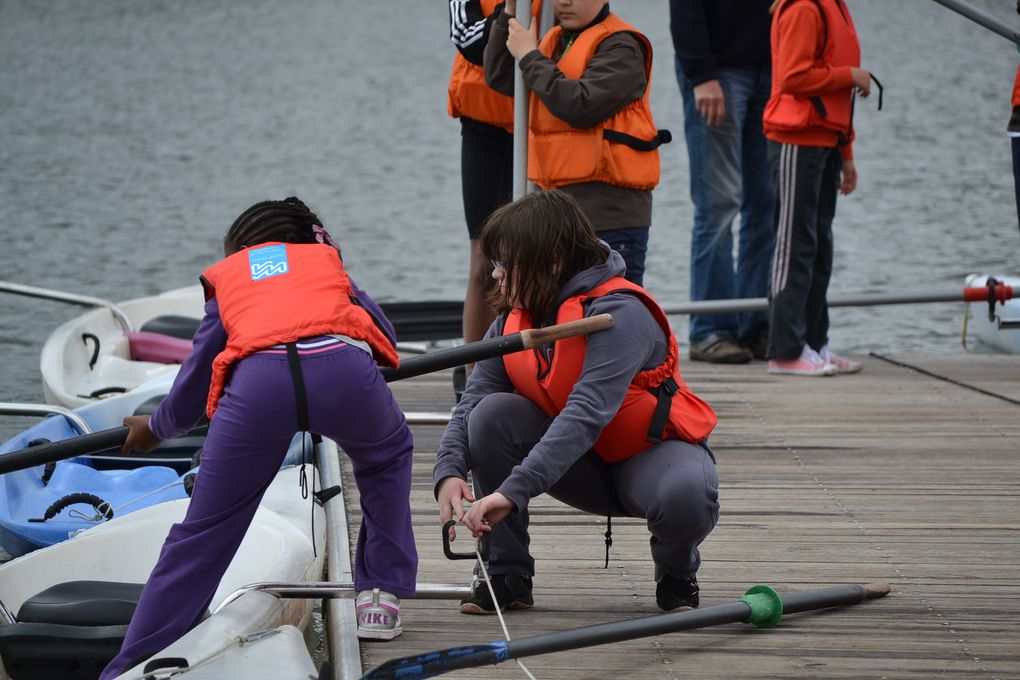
[763,0,860,160]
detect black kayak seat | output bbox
[139,315,201,341]
[17,581,145,627]
[0,581,142,680]
[0,581,209,680]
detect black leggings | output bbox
[460,117,513,239]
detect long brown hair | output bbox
[480,189,607,323]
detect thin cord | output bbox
[68,478,185,521]
[475,547,538,680]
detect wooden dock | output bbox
[339,354,1020,679]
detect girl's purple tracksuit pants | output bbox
[100,342,416,678]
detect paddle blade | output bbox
[361,641,508,679]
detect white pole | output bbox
[512,0,533,200]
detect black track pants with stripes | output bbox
[766,142,842,360]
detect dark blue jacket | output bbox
[669,0,773,86]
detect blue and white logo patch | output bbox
[248,244,289,281]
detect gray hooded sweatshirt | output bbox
[433,245,671,513]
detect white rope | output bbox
[475,547,538,680]
[67,478,185,522]
[110,478,185,515]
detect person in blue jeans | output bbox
[671,0,775,363]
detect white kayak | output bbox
[0,464,326,680]
[40,285,204,409]
[964,274,1020,354]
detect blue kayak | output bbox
[0,381,194,558]
[1,375,315,558]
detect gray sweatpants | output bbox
[467,392,720,581]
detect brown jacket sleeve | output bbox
[484,10,648,129]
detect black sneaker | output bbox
[656,574,699,612]
[740,334,769,361]
[459,574,533,615]
[503,573,534,610]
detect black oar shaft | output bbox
[781,582,890,615]
[380,334,526,382]
[362,582,890,679]
[0,314,614,476]
[0,426,128,475]
[379,314,614,382]
[510,582,889,660]
[510,603,751,660]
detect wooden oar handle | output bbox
[520,313,614,349]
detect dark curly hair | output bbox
[224,196,331,253]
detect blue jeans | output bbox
[600,226,649,286]
[676,59,775,344]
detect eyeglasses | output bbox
[491,259,506,272]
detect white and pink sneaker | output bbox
[356,588,402,640]
[767,345,837,377]
[819,346,863,374]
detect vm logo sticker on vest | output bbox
[248,244,289,281]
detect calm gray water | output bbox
[0,0,1016,421]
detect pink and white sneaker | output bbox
[767,345,837,377]
[819,346,863,374]
[356,588,402,641]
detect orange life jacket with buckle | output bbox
[528,13,666,191]
[201,242,399,417]
[502,278,717,462]
[763,0,860,145]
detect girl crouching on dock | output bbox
[434,189,720,615]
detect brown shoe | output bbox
[689,334,753,364]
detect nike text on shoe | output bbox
[356,588,402,640]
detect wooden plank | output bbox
[336,355,1019,678]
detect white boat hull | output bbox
[0,465,325,679]
[40,286,204,409]
[964,274,1020,354]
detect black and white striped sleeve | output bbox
[450,0,496,65]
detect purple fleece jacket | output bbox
[148,278,394,440]
[432,245,671,512]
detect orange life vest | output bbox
[528,13,663,191]
[447,0,543,131]
[763,0,860,143]
[1012,66,1020,110]
[502,278,717,462]
[201,242,399,417]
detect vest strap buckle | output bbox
[645,376,679,445]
